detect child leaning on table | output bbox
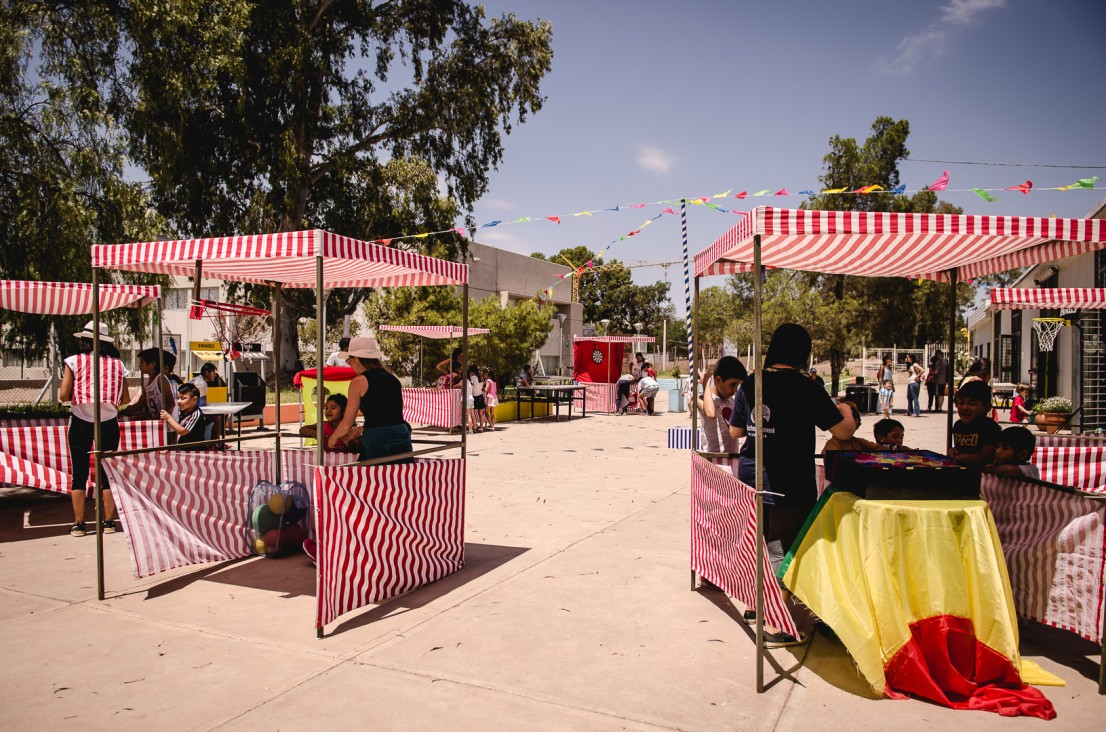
[988,426,1040,480]
[873,418,911,450]
[949,379,1002,467]
[822,401,883,454]
[878,379,894,418]
[160,382,207,450]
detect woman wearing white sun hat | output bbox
[59,321,130,537]
[328,337,412,464]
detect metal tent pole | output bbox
[690,271,701,592]
[461,284,469,458]
[273,283,283,483]
[947,269,958,451]
[93,270,105,601]
[316,257,325,467]
[753,234,766,693]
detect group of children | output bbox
[618,353,661,415]
[463,364,499,433]
[697,357,1040,480]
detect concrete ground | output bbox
[1,404,1104,730]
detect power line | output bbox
[903,158,1106,169]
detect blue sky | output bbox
[464,0,1106,288]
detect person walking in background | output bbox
[925,357,938,412]
[808,367,825,392]
[60,321,130,537]
[325,337,350,367]
[905,354,923,417]
[932,350,950,412]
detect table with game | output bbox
[780,450,1056,717]
[515,384,588,421]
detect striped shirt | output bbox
[65,353,128,422]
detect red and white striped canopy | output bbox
[92,229,467,288]
[695,207,1106,281]
[574,335,656,344]
[378,325,490,338]
[0,281,160,315]
[989,287,1106,310]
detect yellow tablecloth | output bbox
[780,489,1056,717]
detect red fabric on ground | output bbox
[883,614,1056,720]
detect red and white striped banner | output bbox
[379,325,490,338]
[314,458,466,630]
[91,230,468,289]
[103,449,356,579]
[402,388,462,428]
[582,382,619,413]
[690,453,800,639]
[0,280,160,314]
[0,452,71,493]
[990,287,1106,311]
[981,473,1106,643]
[0,420,165,492]
[1033,446,1106,492]
[695,206,1106,281]
[1036,433,1106,449]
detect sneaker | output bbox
[743,609,757,622]
[70,522,87,537]
[101,520,117,534]
[764,630,809,648]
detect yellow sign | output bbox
[190,340,222,351]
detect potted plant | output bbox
[1032,396,1073,434]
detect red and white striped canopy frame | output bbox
[695,207,1106,281]
[378,325,490,338]
[989,287,1106,311]
[0,281,160,315]
[92,229,468,288]
[574,335,656,344]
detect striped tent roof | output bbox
[574,335,656,343]
[378,325,490,338]
[989,287,1106,310]
[695,207,1106,281]
[91,229,467,288]
[0,281,160,315]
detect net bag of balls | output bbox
[246,480,311,557]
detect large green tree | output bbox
[0,2,163,355]
[798,116,971,390]
[30,0,554,375]
[531,246,672,334]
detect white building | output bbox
[966,196,1106,430]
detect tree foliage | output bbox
[531,246,672,334]
[365,287,553,384]
[25,0,554,375]
[0,2,164,355]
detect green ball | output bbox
[251,504,280,535]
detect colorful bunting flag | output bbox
[822,187,848,194]
[546,216,560,225]
[890,184,906,194]
[733,191,748,199]
[1004,180,1033,195]
[753,189,772,196]
[1059,176,1099,190]
[972,188,998,202]
[927,170,950,192]
[855,185,883,194]
[573,211,592,217]
[774,188,789,196]
[799,189,815,195]
[483,220,502,227]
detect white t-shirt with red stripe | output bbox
[65,353,129,422]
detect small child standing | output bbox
[482,368,498,431]
[950,380,1002,467]
[989,426,1039,479]
[160,382,207,450]
[1010,383,1032,423]
[468,365,486,433]
[878,379,894,418]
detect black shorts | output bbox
[936,383,947,396]
[473,395,486,410]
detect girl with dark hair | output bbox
[60,321,131,537]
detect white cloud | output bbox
[480,198,518,212]
[638,145,675,175]
[881,0,1006,74]
[473,229,531,255]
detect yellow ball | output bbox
[253,537,268,554]
[268,493,287,514]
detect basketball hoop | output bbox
[1032,317,1069,352]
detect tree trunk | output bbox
[278,293,301,382]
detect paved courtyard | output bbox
[1,406,1103,730]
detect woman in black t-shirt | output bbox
[329,337,412,464]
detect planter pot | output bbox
[1034,412,1069,434]
[263,403,302,426]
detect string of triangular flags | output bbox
[530,207,678,304]
[363,173,1101,249]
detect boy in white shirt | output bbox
[697,356,747,453]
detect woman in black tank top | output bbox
[329,337,412,464]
